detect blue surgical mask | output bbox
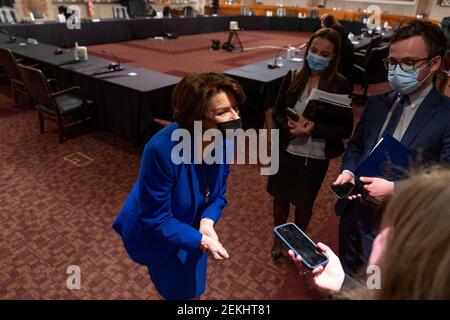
[306,52,330,71]
[388,60,432,95]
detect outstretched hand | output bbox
[332,171,361,200]
[199,218,218,241]
[199,218,228,259]
[288,242,345,295]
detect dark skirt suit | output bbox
[113,122,230,300]
[267,71,353,209]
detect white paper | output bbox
[369,138,384,155]
[308,88,352,108]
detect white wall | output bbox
[15,0,55,20]
[261,0,415,14]
[264,0,309,6]
[429,0,450,21]
[259,0,450,20]
[324,0,416,16]
[50,2,114,19]
[13,0,450,21]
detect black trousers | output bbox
[338,199,383,277]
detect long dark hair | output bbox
[288,28,341,95]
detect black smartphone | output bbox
[329,182,355,199]
[286,107,299,121]
[273,222,328,270]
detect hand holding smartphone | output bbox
[286,107,299,122]
[273,222,328,270]
[329,182,356,199]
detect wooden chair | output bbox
[18,64,94,143]
[0,47,32,107]
[351,45,389,101]
[112,6,129,19]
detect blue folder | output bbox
[354,135,414,181]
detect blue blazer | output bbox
[112,122,230,268]
[336,88,450,215]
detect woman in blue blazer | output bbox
[113,73,245,300]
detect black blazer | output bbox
[272,70,353,159]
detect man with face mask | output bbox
[332,20,450,276]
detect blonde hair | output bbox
[342,167,450,299]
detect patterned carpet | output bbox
[0,49,392,299]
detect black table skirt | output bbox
[1,16,365,48]
[0,34,180,145]
[0,16,369,143]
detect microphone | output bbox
[102,49,123,71]
[267,48,285,69]
[1,28,16,43]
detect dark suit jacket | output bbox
[272,71,353,159]
[336,87,450,215]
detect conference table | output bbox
[351,28,394,51]
[0,34,181,145]
[0,15,372,144]
[223,25,393,128]
[224,56,302,128]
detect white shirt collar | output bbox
[406,83,433,109]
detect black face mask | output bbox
[216,118,242,136]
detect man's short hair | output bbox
[390,20,447,59]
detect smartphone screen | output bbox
[274,223,328,269]
[286,107,299,121]
[329,182,355,199]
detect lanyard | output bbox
[199,164,210,204]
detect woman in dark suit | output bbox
[267,28,353,261]
[113,73,245,299]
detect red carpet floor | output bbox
[0,30,393,299]
[88,31,312,77]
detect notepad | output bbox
[302,89,352,125]
[354,136,414,181]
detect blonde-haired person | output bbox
[289,168,450,299]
